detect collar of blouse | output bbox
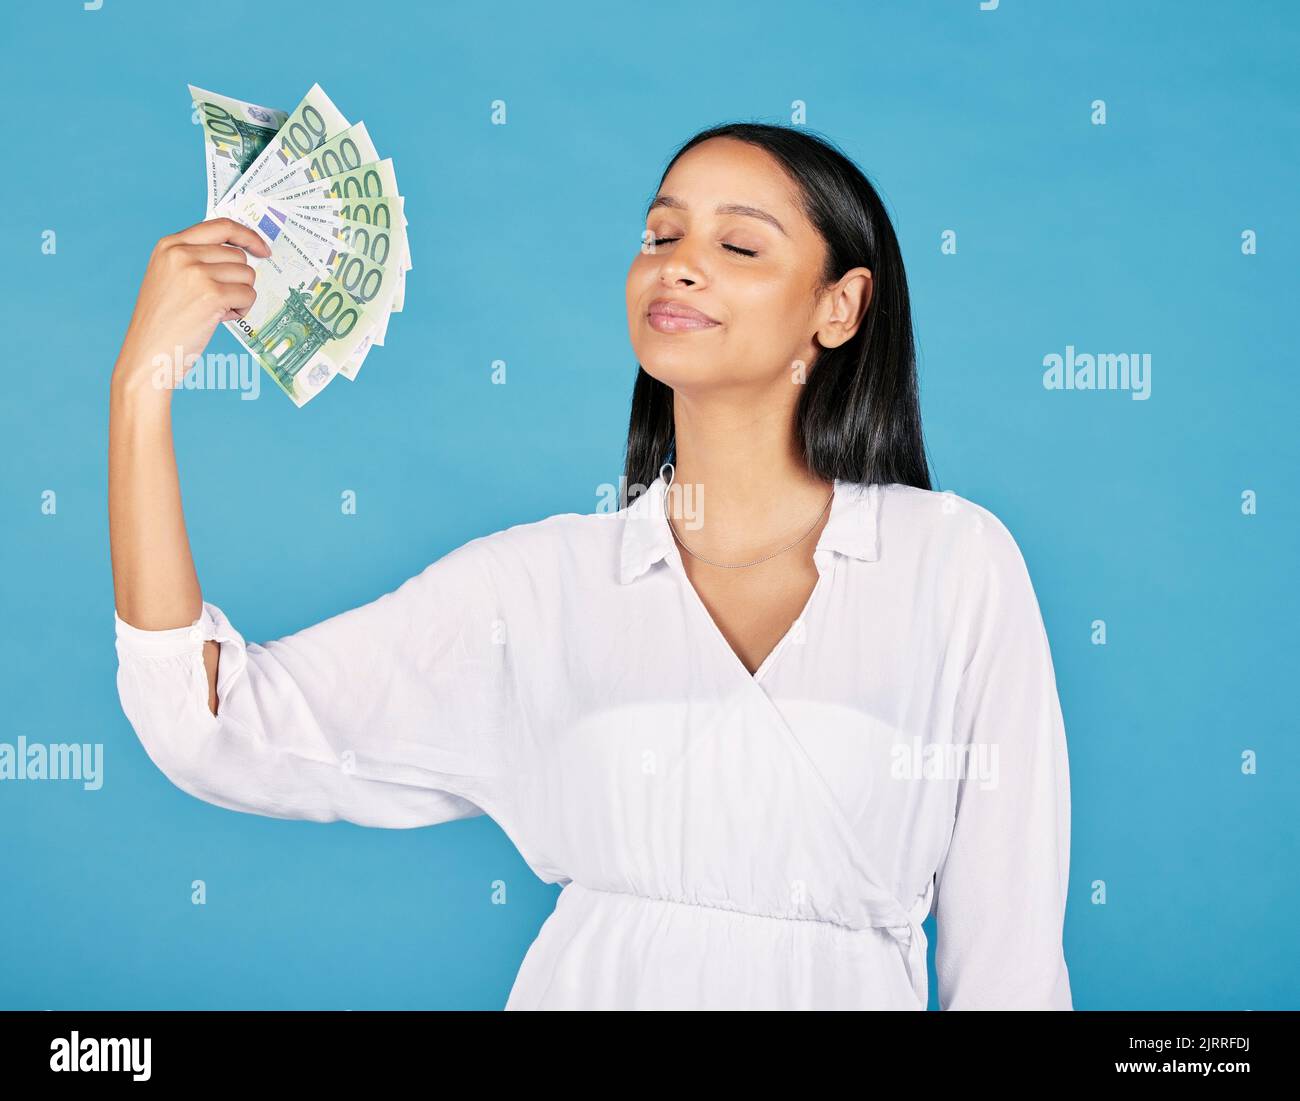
[618,474,882,585]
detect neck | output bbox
[665,388,834,561]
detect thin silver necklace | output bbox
[659,462,835,569]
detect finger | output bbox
[175,217,272,257]
[222,283,257,312]
[205,262,257,286]
[183,243,256,267]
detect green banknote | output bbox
[333,197,407,335]
[190,82,410,403]
[253,122,379,200]
[222,186,404,377]
[273,196,405,274]
[215,83,349,214]
[189,85,288,217]
[282,212,402,326]
[264,157,399,202]
[283,210,404,371]
[283,201,407,353]
[225,245,391,406]
[265,159,412,308]
[245,201,405,333]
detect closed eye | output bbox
[651,236,757,258]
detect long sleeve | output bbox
[113,535,514,829]
[932,509,1073,1010]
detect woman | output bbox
[109,122,1073,1010]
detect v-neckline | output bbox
[662,521,839,686]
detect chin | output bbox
[636,355,736,394]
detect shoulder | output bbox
[435,499,621,589]
[872,486,1053,647]
[875,483,1030,581]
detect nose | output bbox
[643,229,713,288]
[656,249,707,289]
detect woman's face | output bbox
[626,137,870,395]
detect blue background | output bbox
[1,0,1296,1010]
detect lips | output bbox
[648,298,718,322]
[647,298,721,332]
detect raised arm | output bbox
[107,219,518,829]
[108,217,268,715]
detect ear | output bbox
[814,267,874,350]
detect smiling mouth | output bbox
[647,304,721,333]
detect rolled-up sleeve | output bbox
[113,536,514,829]
[933,508,1073,1010]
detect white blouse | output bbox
[113,473,1073,1010]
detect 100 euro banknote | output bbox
[189,81,411,403]
[220,212,392,405]
[190,85,288,217]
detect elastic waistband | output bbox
[561,880,929,1008]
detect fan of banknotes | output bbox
[189,83,410,406]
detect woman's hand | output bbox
[112,216,271,392]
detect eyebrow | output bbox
[646,194,789,237]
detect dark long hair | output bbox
[623,122,932,496]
